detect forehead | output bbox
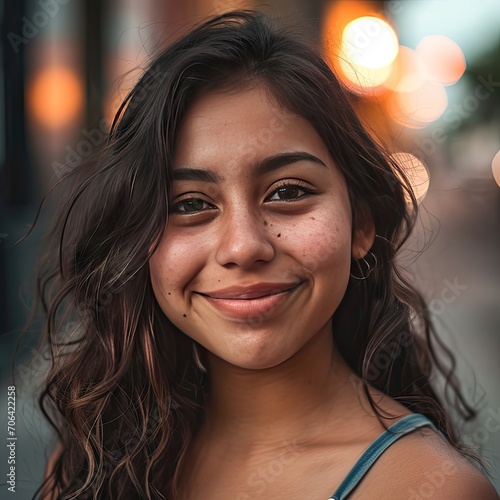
[172,86,334,169]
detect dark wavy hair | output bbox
[32,9,476,499]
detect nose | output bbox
[215,206,275,269]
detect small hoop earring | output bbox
[192,342,207,373]
[375,234,391,244]
[350,250,378,280]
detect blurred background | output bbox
[1,0,499,497]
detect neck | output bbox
[199,321,357,453]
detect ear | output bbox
[351,214,376,260]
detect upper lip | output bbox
[197,282,302,299]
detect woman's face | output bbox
[149,86,372,369]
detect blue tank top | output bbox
[328,413,437,499]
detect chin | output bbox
[215,344,297,371]
[229,358,288,371]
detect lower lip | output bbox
[200,285,301,320]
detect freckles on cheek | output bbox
[150,235,207,299]
[289,216,350,272]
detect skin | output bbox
[144,86,497,499]
[149,87,369,372]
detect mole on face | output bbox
[277,233,281,238]
[263,220,268,226]
[183,314,187,318]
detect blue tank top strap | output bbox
[328,413,437,500]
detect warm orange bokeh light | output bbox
[416,35,466,86]
[322,2,457,128]
[388,80,448,128]
[391,152,430,202]
[342,16,399,69]
[323,0,381,41]
[338,58,394,92]
[382,46,426,93]
[492,149,500,188]
[322,1,396,95]
[337,16,398,93]
[28,66,84,128]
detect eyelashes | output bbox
[265,180,315,202]
[170,197,215,214]
[170,181,316,215]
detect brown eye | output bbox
[171,198,212,214]
[267,183,312,202]
[277,186,301,200]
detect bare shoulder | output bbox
[356,424,499,499]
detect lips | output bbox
[195,281,304,319]
[199,282,302,299]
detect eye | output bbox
[266,182,314,202]
[171,197,215,214]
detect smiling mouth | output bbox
[195,281,304,319]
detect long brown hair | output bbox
[33,10,476,499]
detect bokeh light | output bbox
[382,46,426,93]
[338,58,394,91]
[322,1,398,95]
[492,149,500,188]
[323,0,382,41]
[342,16,399,69]
[388,80,448,128]
[391,152,430,202]
[416,35,466,86]
[321,3,471,130]
[338,16,399,93]
[28,66,84,128]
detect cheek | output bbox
[277,211,352,275]
[149,230,208,305]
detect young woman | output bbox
[37,10,498,500]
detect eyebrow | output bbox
[172,151,327,183]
